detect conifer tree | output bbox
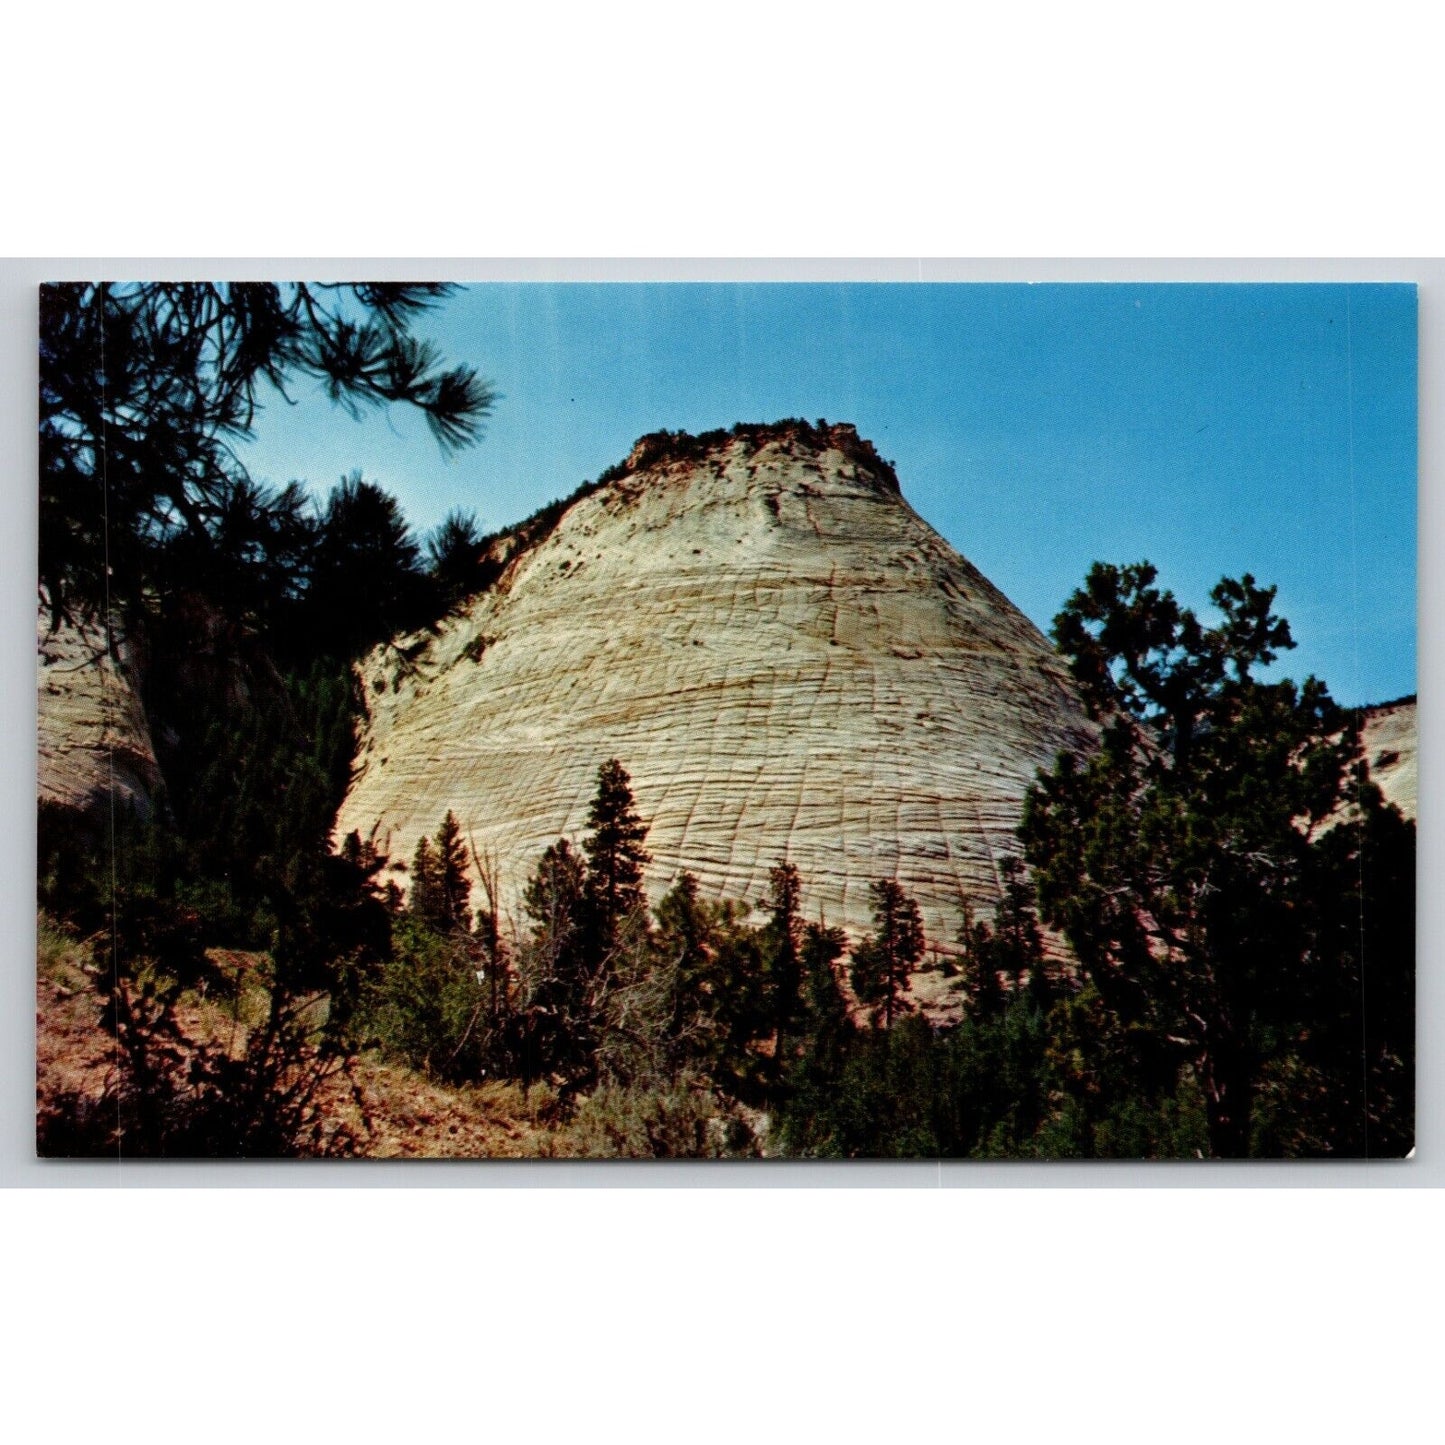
[958,898,1004,1019]
[433,810,472,934]
[514,836,603,1095]
[40,282,493,628]
[849,879,925,1029]
[801,921,851,1049]
[582,759,651,969]
[761,861,805,1076]
[1021,560,1415,1157]
[523,838,589,991]
[409,835,444,933]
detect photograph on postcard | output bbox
[36,281,1416,1160]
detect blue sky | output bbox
[238,283,1417,707]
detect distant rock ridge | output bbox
[337,420,1097,1016]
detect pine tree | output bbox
[801,922,851,1048]
[514,837,595,1089]
[409,835,444,933]
[434,810,472,934]
[40,282,492,629]
[523,838,589,991]
[761,861,805,1078]
[958,898,1004,1019]
[849,879,925,1029]
[582,759,651,969]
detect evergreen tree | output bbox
[958,897,1005,1019]
[427,509,489,611]
[409,835,445,933]
[433,810,472,934]
[40,282,492,629]
[582,759,652,969]
[514,838,595,1090]
[301,471,433,661]
[523,838,589,989]
[849,880,925,1029]
[991,857,1050,1006]
[1021,561,1415,1157]
[801,922,852,1049]
[761,861,805,1081]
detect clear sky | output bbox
[238,283,1417,707]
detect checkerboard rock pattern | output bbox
[338,423,1097,1013]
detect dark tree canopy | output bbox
[760,861,806,1071]
[582,759,652,967]
[849,879,926,1029]
[959,857,1048,1017]
[39,281,494,627]
[302,471,433,661]
[426,508,490,611]
[1021,561,1414,1158]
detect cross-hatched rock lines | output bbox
[338,426,1097,982]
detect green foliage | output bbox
[511,837,602,1093]
[408,811,472,936]
[562,1076,757,1159]
[759,862,805,1081]
[956,857,1050,1018]
[646,872,766,1099]
[359,916,489,1083]
[1022,561,1415,1157]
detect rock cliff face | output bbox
[1360,698,1417,821]
[338,422,1096,1003]
[37,603,159,823]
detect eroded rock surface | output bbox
[37,602,159,821]
[338,423,1096,1005]
[1360,698,1417,821]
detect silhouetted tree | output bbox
[760,861,805,1083]
[301,471,432,661]
[514,838,595,1090]
[849,880,925,1029]
[957,897,1005,1019]
[1021,561,1414,1158]
[432,811,472,934]
[427,508,489,610]
[582,759,651,970]
[409,836,444,932]
[40,282,493,629]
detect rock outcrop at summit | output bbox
[338,421,1096,1007]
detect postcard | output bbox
[36,280,1416,1159]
